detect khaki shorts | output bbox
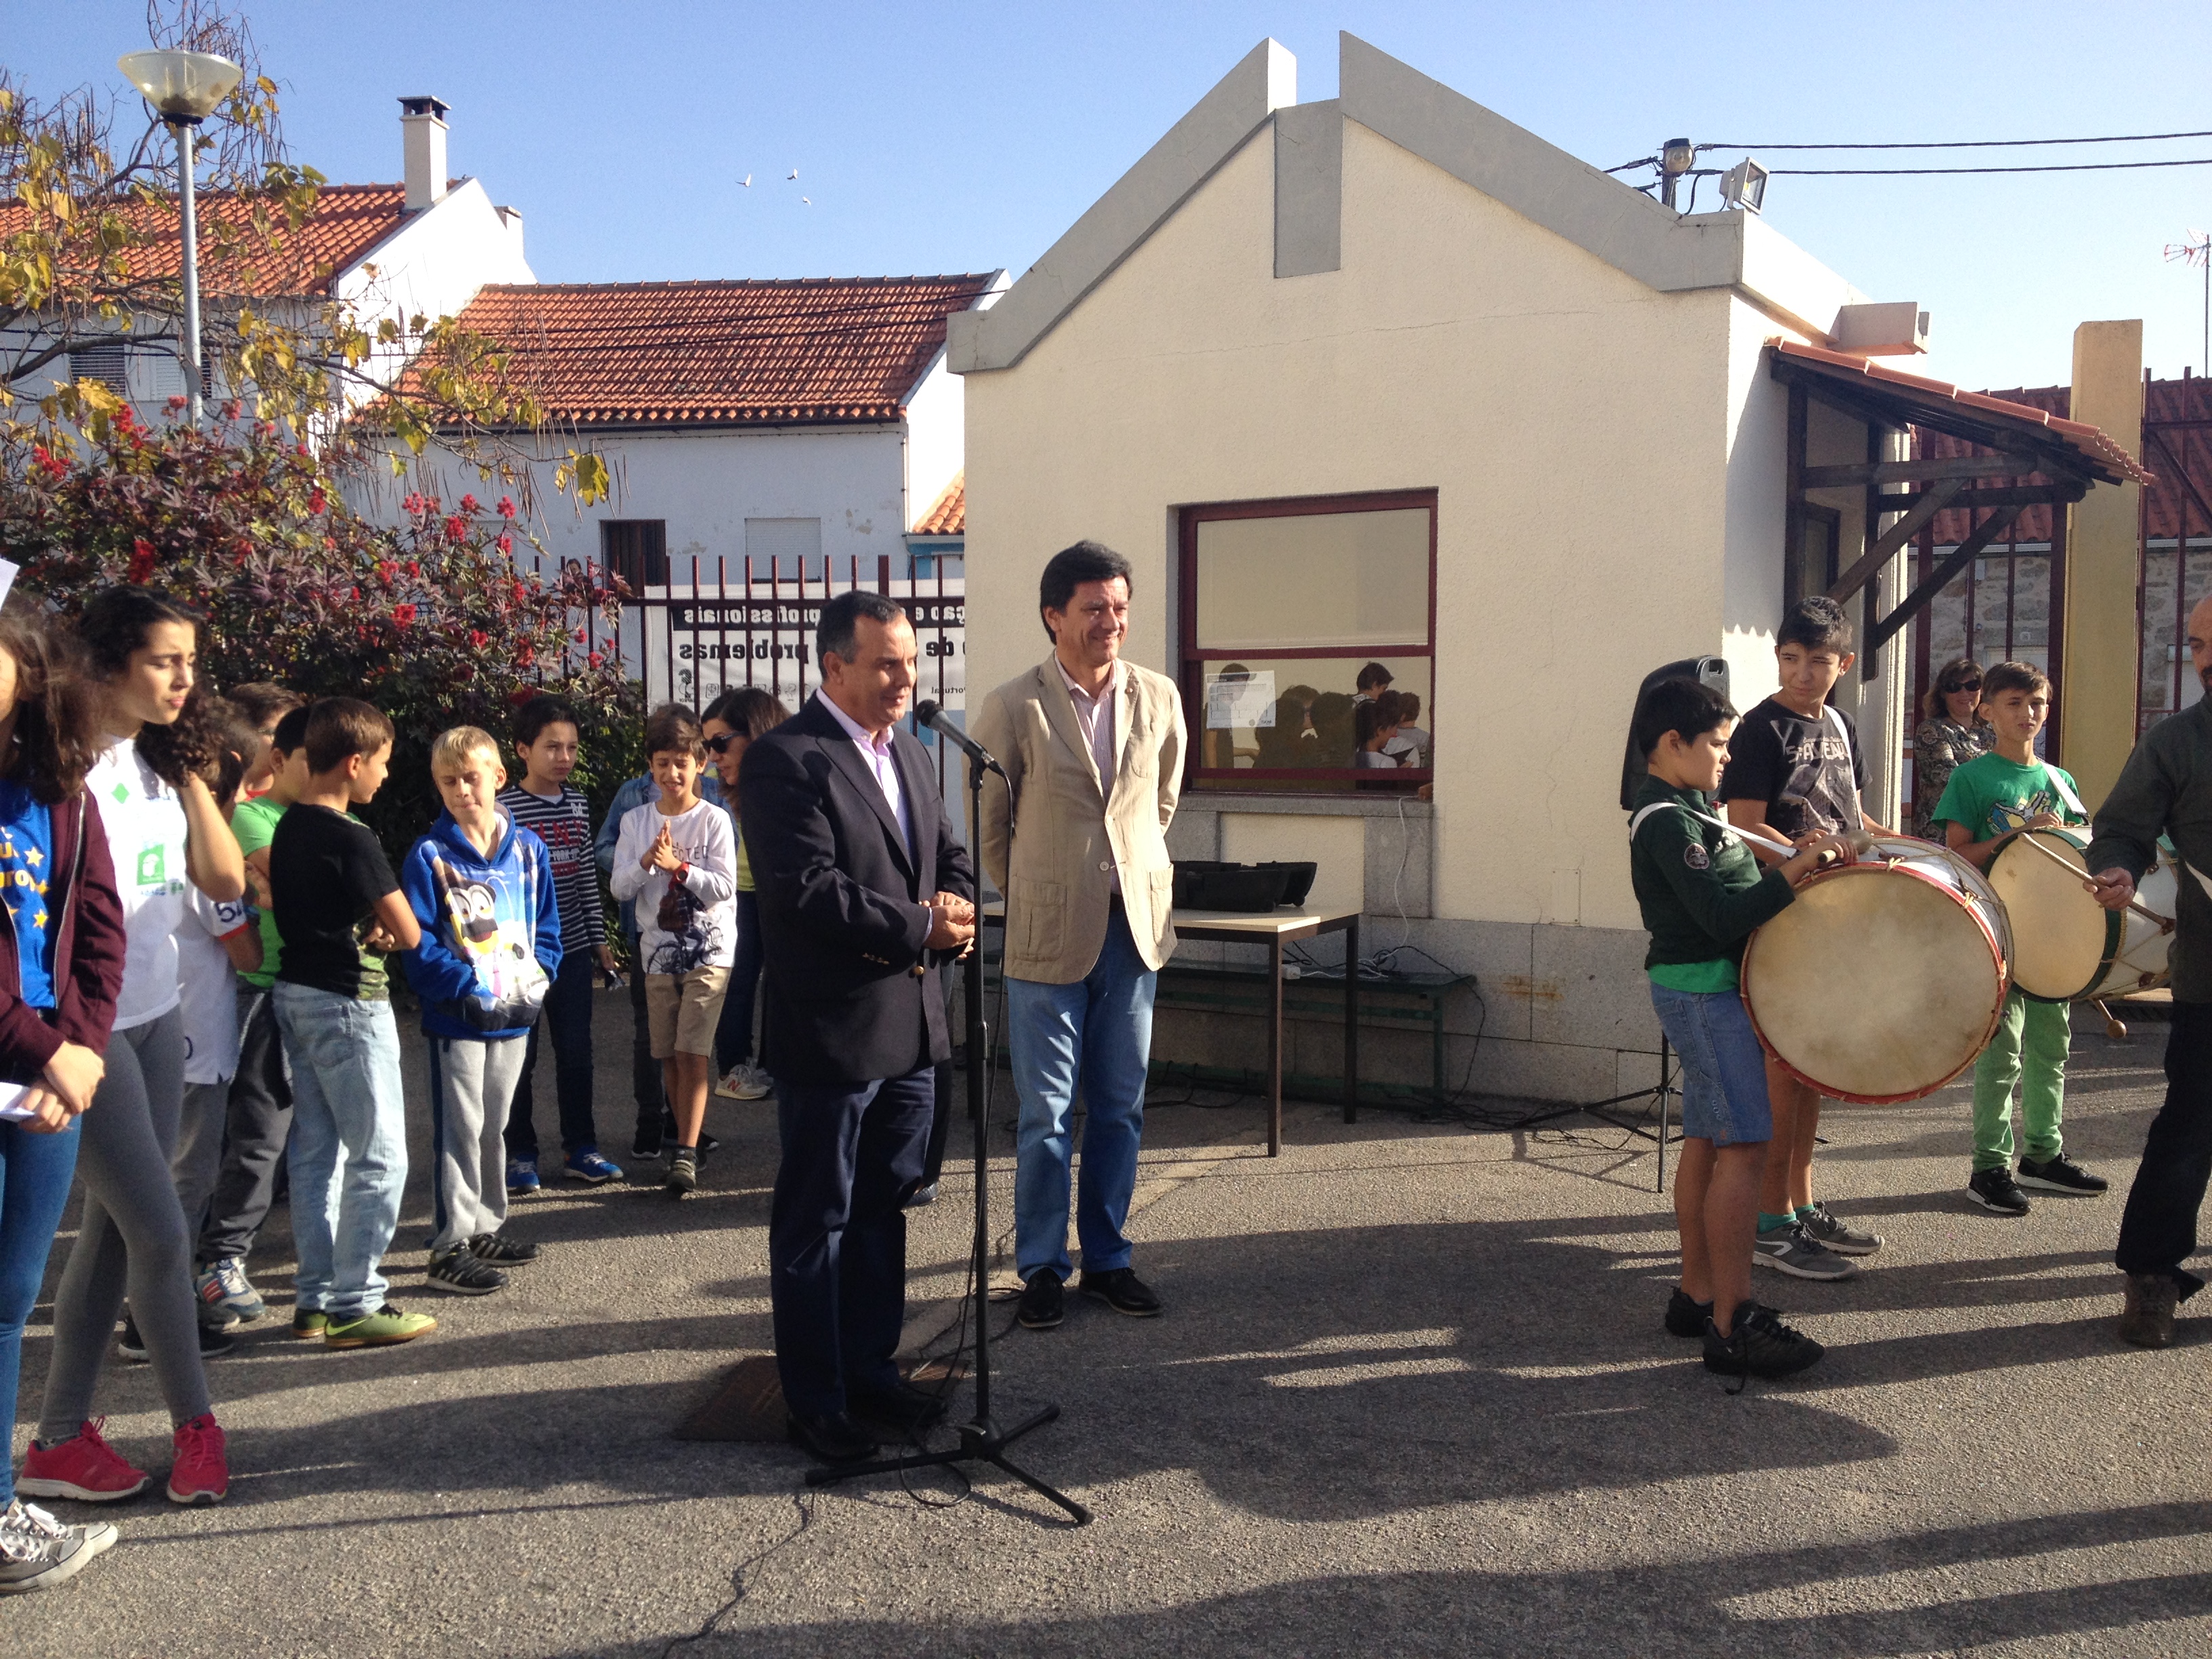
[646,966,731,1059]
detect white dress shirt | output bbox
[1058,657,1122,893]
[815,690,913,855]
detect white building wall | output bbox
[399,424,912,578]
[901,352,964,532]
[965,119,1803,935]
[333,178,534,412]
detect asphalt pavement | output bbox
[7,991,2211,1657]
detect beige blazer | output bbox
[970,656,1185,983]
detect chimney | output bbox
[399,96,450,211]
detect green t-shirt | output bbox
[1931,752,2088,843]
[230,794,287,989]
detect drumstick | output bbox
[2009,830,2171,928]
[2090,997,2129,1040]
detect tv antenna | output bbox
[2165,228,2211,375]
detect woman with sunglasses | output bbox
[1914,658,1990,839]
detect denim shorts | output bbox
[1649,981,1773,1147]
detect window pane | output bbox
[1195,508,1429,651]
[1194,656,1430,771]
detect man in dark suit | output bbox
[739,590,977,1462]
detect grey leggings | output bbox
[38,1008,211,1439]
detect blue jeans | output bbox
[714,890,765,1073]
[504,948,600,1162]
[275,984,407,1317]
[1008,905,1157,1282]
[1648,981,1773,1147]
[1,1117,80,1504]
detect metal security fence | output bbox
[566,552,968,794]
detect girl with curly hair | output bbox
[18,588,245,1516]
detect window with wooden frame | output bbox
[1178,490,1436,792]
[600,520,668,590]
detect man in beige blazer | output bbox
[970,541,1185,1331]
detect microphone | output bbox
[914,699,1006,777]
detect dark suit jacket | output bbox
[740,693,976,1086]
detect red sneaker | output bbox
[166,1413,228,1506]
[16,1418,149,1502]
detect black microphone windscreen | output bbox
[915,699,941,726]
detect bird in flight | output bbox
[740,173,752,186]
[787,169,798,180]
[800,196,811,205]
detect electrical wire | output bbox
[1763,156,2212,177]
[1698,128,2212,152]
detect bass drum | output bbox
[1741,837,2011,1105]
[1987,827,2178,1002]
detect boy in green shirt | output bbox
[1629,676,1847,1378]
[1934,659,2111,1214]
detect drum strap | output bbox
[2045,767,2089,822]
[1628,801,1795,860]
[1821,704,1864,820]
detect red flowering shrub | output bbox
[1,395,641,851]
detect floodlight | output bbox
[1720,157,1770,215]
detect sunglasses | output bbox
[705,732,737,754]
[1942,680,1982,695]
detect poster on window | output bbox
[1206,669,1275,729]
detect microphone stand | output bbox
[803,742,1092,1524]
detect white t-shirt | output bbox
[176,886,251,1084]
[88,737,191,1030]
[607,798,739,974]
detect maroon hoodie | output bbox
[0,791,125,1080]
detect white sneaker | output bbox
[0,1498,117,1595]
[718,1063,773,1101]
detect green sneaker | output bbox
[290,1308,328,1340]
[323,1303,437,1351]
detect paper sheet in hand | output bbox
[0,1082,34,1122]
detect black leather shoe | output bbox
[1017,1270,1064,1330]
[847,1376,947,1433]
[787,1412,879,1464]
[1078,1267,1163,1317]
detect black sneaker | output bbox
[1702,1303,1824,1379]
[2018,1153,2109,1195]
[468,1231,540,1265]
[1967,1167,2032,1216]
[665,1149,697,1198]
[846,1376,947,1433]
[660,1113,718,1157]
[1078,1267,1163,1317]
[1665,1288,1714,1338]
[1017,1270,1064,1330]
[119,1313,232,1361]
[426,1246,508,1296]
[632,1122,664,1160]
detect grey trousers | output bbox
[171,1079,230,1250]
[428,1035,526,1252]
[39,1009,211,1439]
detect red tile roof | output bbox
[1920,375,2212,544]
[1772,340,2155,490]
[0,182,414,298]
[438,276,999,429]
[914,472,964,534]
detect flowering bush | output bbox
[0,390,642,853]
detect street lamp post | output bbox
[117,50,243,426]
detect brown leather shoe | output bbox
[2119,1273,2179,1348]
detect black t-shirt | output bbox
[270,804,400,1000]
[1717,696,1866,841]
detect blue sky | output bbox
[17,1,2212,392]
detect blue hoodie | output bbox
[402,810,562,1040]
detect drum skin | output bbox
[1988,828,2177,1002]
[1742,841,2008,1105]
